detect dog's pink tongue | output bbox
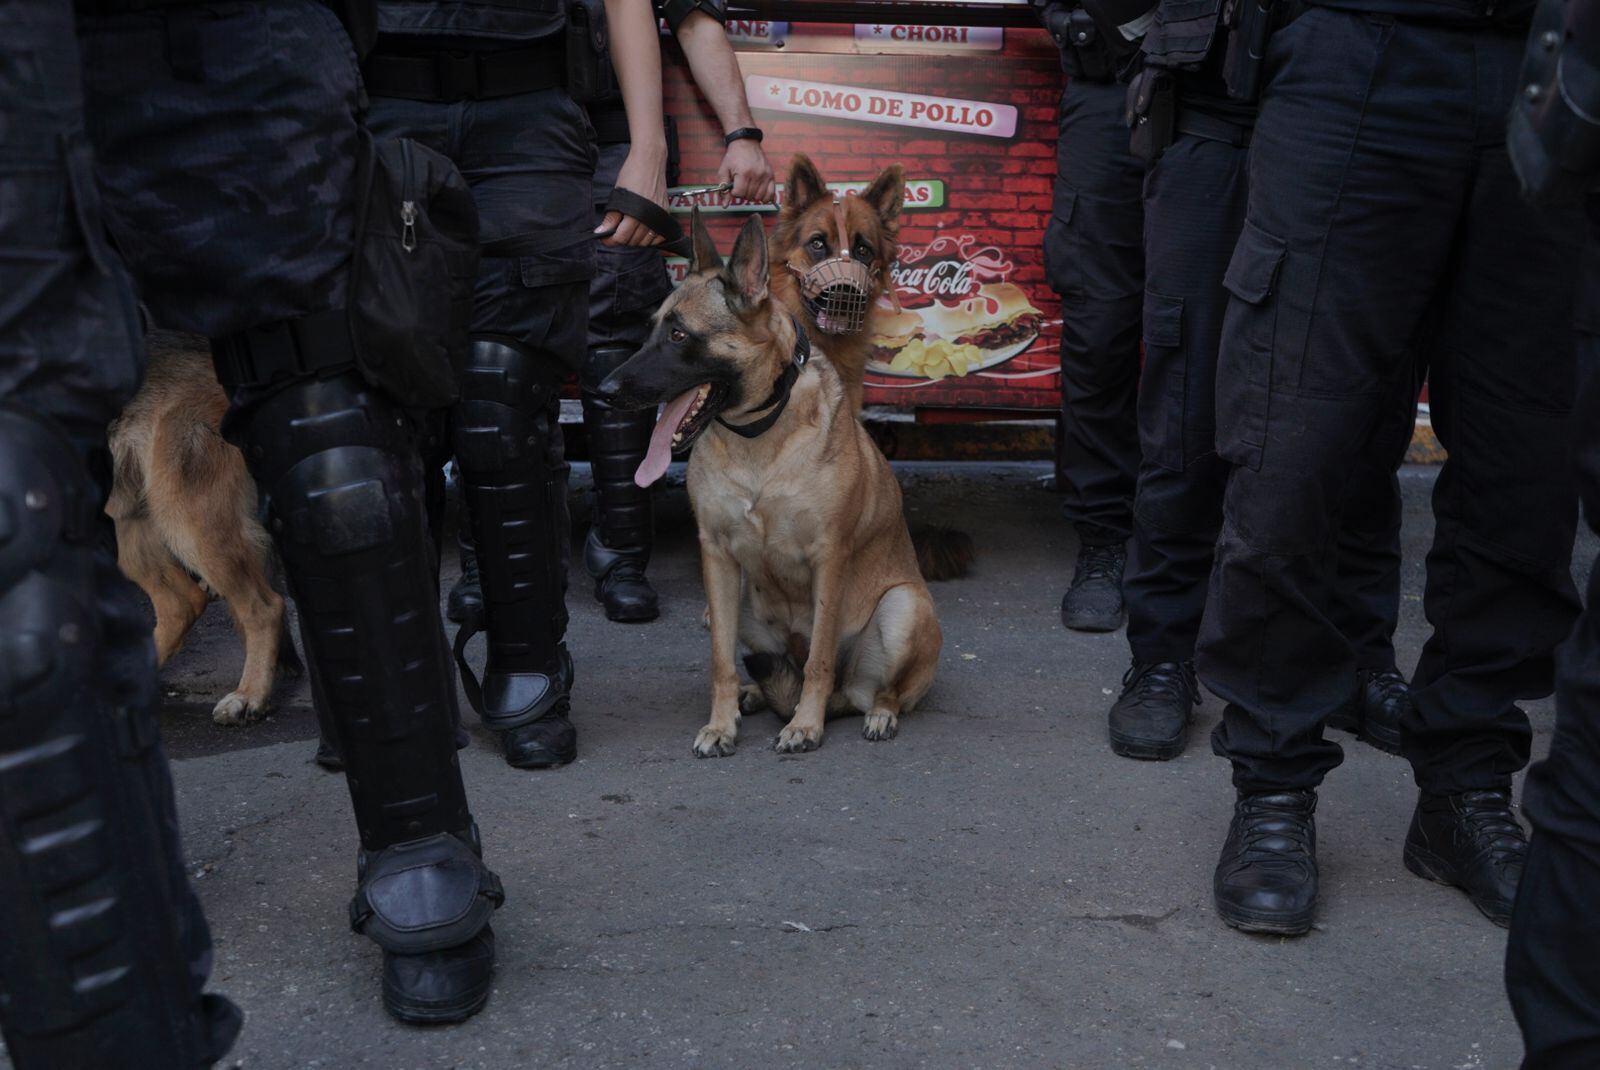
[634,387,701,488]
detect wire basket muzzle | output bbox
[797,255,873,334]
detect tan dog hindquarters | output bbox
[107,330,293,725]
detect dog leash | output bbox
[716,315,811,439]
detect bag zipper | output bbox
[400,139,418,252]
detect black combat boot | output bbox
[581,344,660,623]
[1061,541,1126,632]
[1403,788,1527,926]
[1107,659,1200,760]
[1214,789,1319,935]
[447,529,483,625]
[1328,667,1407,756]
[453,338,578,769]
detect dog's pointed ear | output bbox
[689,208,723,274]
[723,214,769,311]
[783,154,828,217]
[861,164,905,225]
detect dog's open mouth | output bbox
[634,382,728,487]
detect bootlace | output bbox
[1121,660,1200,707]
[1455,790,1526,862]
[1075,543,1125,583]
[603,556,649,589]
[1234,791,1316,861]
[1369,668,1408,704]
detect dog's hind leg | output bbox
[116,512,208,665]
[848,584,941,742]
[150,422,284,726]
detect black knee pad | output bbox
[235,373,472,850]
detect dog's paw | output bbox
[774,722,823,753]
[862,711,899,742]
[212,692,266,727]
[693,724,738,758]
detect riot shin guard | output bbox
[581,343,660,623]
[452,337,577,768]
[0,406,240,1068]
[231,371,500,1023]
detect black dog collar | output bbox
[716,316,811,439]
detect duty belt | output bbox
[364,41,566,102]
[210,309,357,393]
[75,0,207,12]
[1174,107,1254,148]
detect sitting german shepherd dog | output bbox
[598,212,942,756]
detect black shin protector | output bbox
[232,373,501,1021]
[0,406,241,1068]
[452,337,576,768]
[580,344,659,622]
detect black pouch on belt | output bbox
[1127,66,1176,163]
[567,0,616,104]
[348,132,481,408]
[1067,9,1117,81]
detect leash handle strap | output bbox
[599,187,691,257]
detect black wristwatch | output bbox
[723,126,764,146]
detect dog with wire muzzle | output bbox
[596,211,943,756]
[769,154,973,583]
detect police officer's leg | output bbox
[1198,10,1472,934]
[581,142,674,623]
[81,0,501,1022]
[0,4,240,1064]
[446,89,595,769]
[1112,133,1245,759]
[1046,75,1144,632]
[1399,32,1582,926]
[1507,230,1600,1061]
[1324,366,1422,756]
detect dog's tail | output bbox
[911,525,975,581]
[744,651,804,718]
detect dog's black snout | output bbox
[593,374,625,404]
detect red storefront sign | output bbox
[664,15,1064,411]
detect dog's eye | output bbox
[670,327,687,344]
[807,236,826,253]
[854,242,873,262]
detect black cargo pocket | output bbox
[1138,291,1186,472]
[519,237,596,291]
[607,253,673,317]
[1216,221,1287,472]
[1043,186,1080,297]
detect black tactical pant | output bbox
[581,138,673,559]
[1127,125,1410,669]
[1506,200,1600,1070]
[367,88,593,720]
[1197,10,1582,794]
[1045,74,1144,545]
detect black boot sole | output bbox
[1402,840,1513,928]
[382,977,493,1025]
[1061,608,1124,633]
[503,741,578,770]
[1108,728,1186,761]
[603,601,660,623]
[1216,900,1316,936]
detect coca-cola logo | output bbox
[892,258,976,299]
[890,235,1013,307]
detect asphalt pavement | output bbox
[51,463,1598,1069]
